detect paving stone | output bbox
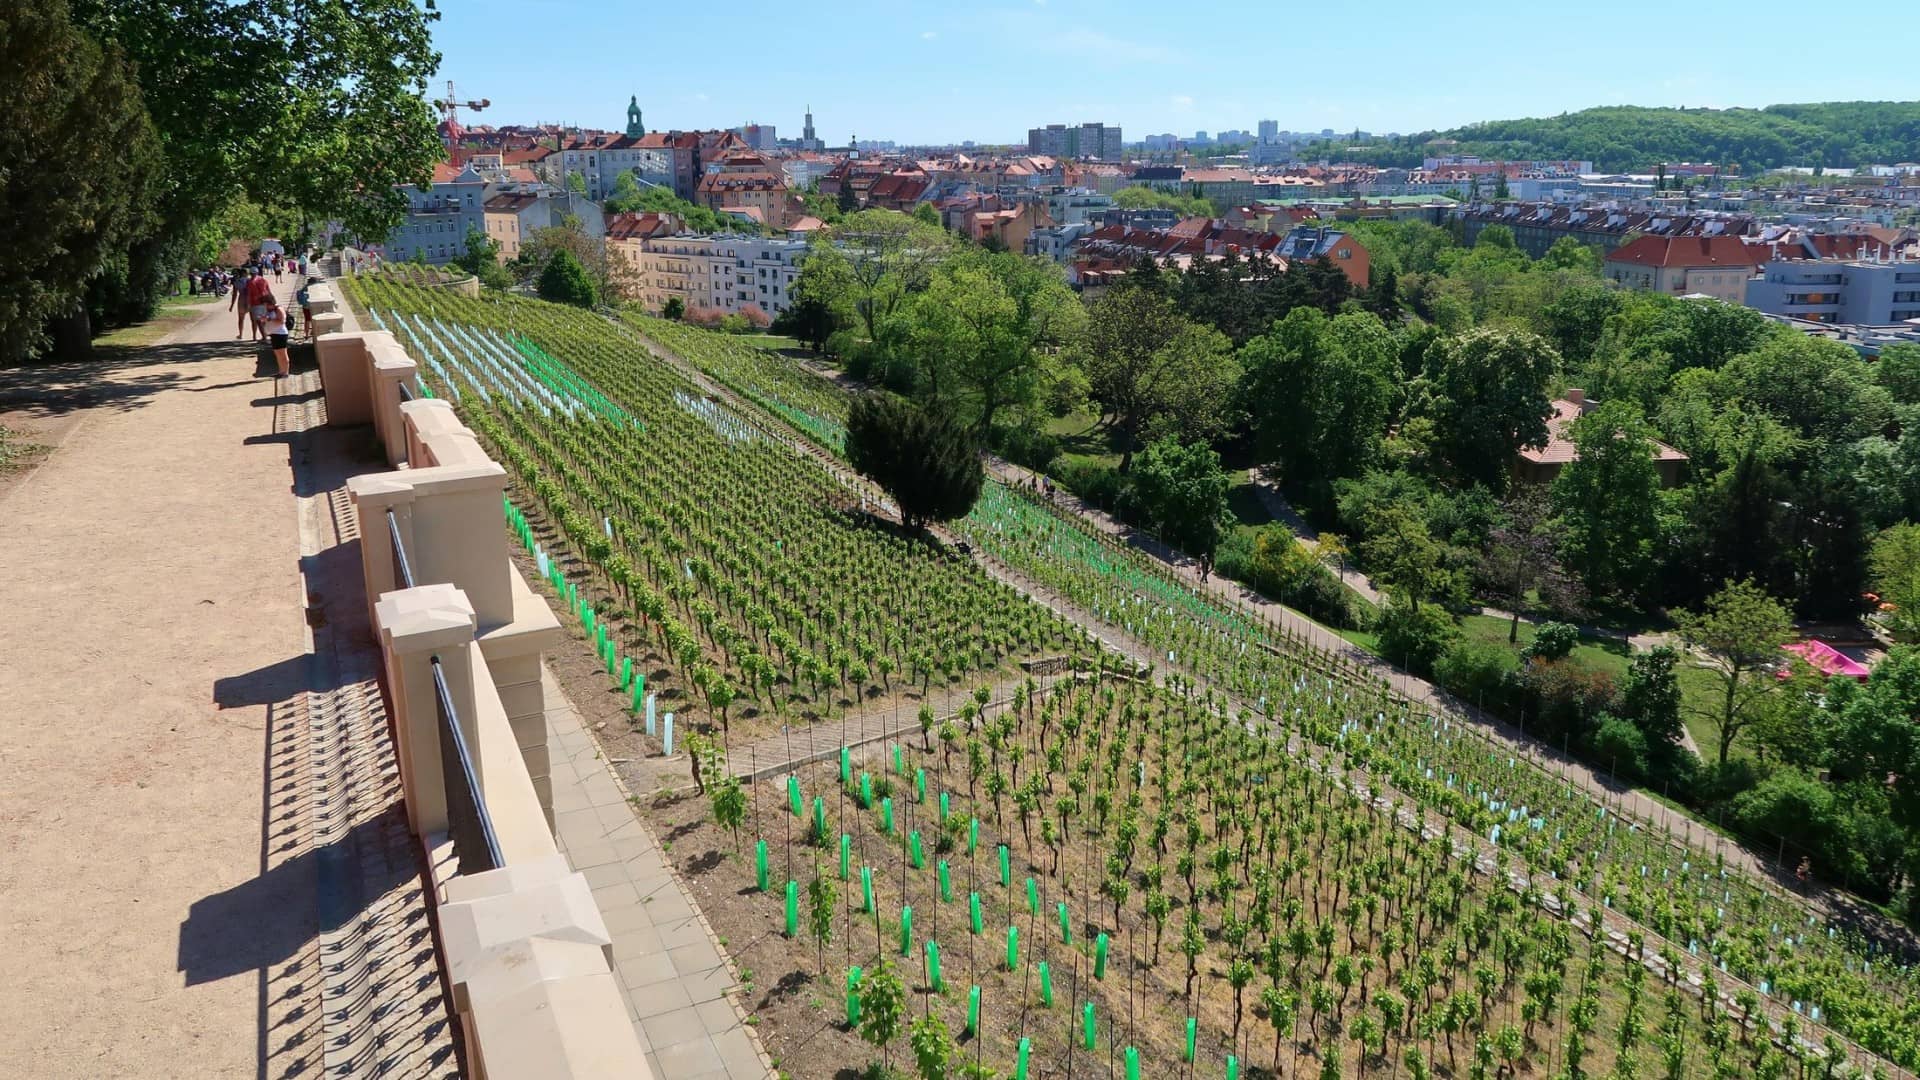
[626,978,694,1019]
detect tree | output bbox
[798,209,952,343]
[1619,646,1685,752]
[859,960,908,1071]
[837,183,858,215]
[565,171,587,195]
[1870,522,1920,640]
[662,296,686,321]
[452,227,512,290]
[1416,326,1560,490]
[1,0,160,361]
[1675,580,1796,764]
[1239,308,1398,510]
[770,292,839,352]
[1479,487,1577,642]
[844,393,983,530]
[538,249,598,308]
[516,215,638,302]
[71,0,442,325]
[1376,592,1460,675]
[1081,286,1238,469]
[907,254,1084,441]
[1551,400,1664,599]
[1127,437,1235,558]
[1876,342,1920,405]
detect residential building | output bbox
[384,162,490,263]
[696,151,788,227]
[1746,255,1920,325]
[1043,189,1115,225]
[1515,389,1689,487]
[1447,202,1757,259]
[1603,235,1762,302]
[1026,222,1096,262]
[1026,122,1123,161]
[481,191,541,263]
[1277,225,1370,287]
[613,233,809,317]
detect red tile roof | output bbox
[1605,234,1763,271]
[1518,395,1688,466]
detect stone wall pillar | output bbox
[314,330,373,426]
[376,584,480,840]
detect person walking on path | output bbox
[260,301,292,378]
[244,269,274,342]
[295,280,312,337]
[229,267,253,339]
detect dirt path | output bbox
[0,282,451,1078]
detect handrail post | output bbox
[375,583,479,840]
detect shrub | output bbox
[994,424,1061,474]
[662,296,685,321]
[844,393,983,530]
[1586,713,1650,782]
[1433,639,1516,707]
[1051,458,1130,511]
[1520,658,1615,742]
[536,249,596,308]
[1375,593,1458,675]
[736,302,772,330]
[719,313,751,335]
[1526,621,1580,661]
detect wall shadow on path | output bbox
[0,341,249,419]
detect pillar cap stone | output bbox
[376,583,477,653]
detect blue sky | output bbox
[433,0,1917,145]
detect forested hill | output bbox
[1302,101,1920,173]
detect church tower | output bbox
[802,104,817,150]
[626,95,645,139]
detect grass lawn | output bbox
[1044,410,1121,470]
[93,294,221,348]
[1458,614,1632,678]
[748,333,802,351]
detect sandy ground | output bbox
[0,288,321,1077]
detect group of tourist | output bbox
[224,249,322,380]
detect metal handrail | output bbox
[432,656,503,875]
[386,508,416,590]
[397,381,416,402]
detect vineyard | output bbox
[338,277,1919,1079]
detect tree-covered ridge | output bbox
[1302,101,1920,173]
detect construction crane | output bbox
[433,80,491,166]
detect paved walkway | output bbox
[0,284,452,1077]
[544,669,772,1080]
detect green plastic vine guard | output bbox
[1082,1002,1096,1050]
[1025,877,1038,916]
[969,892,983,934]
[1094,932,1109,979]
[1015,1037,1030,1080]
[787,775,803,817]
[1058,901,1071,944]
[909,831,925,869]
[1038,960,1053,1007]
[892,744,903,774]
[968,817,978,854]
[998,845,1011,886]
[1125,1047,1140,1080]
[898,905,912,955]
[784,881,798,937]
[839,746,850,784]
[915,768,927,803]
[860,773,873,809]
[838,833,851,880]
[926,940,943,991]
[846,966,862,1026]
[861,867,875,913]
[754,840,768,892]
[1005,925,1018,971]
[1184,1018,1197,1062]
[937,860,951,901]
[967,985,980,1034]
[812,796,826,839]
[1225,1055,1239,1080]
[881,796,894,835]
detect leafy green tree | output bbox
[1376,592,1460,675]
[1415,326,1560,490]
[1619,646,1684,751]
[770,292,839,352]
[1127,437,1234,558]
[844,393,983,530]
[1870,522,1920,640]
[1081,286,1238,469]
[1239,308,1397,510]
[1876,342,1920,405]
[1,0,160,361]
[662,296,686,321]
[1112,183,1214,218]
[72,0,442,317]
[1675,580,1796,764]
[538,249,598,308]
[1551,400,1664,599]
[1359,507,1468,607]
[452,227,513,290]
[564,171,587,195]
[907,253,1084,441]
[1720,333,1894,446]
[797,209,952,343]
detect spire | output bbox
[626,95,645,138]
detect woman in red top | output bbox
[244,271,274,342]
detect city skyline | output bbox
[432,0,1919,144]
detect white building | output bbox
[615,233,810,317]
